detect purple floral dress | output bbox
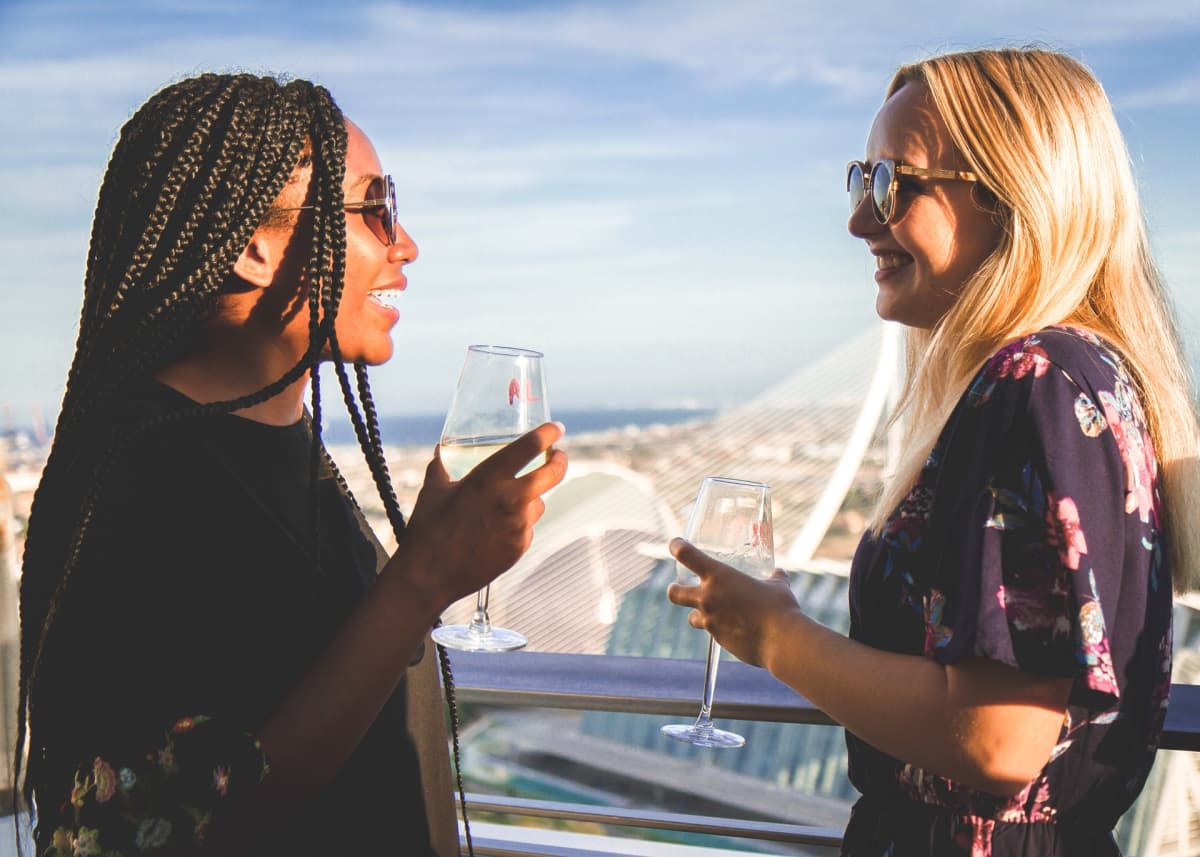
[842,327,1173,857]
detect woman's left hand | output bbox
[666,537,800,669]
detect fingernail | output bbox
[669,537,684,557]
[553,421,566,433]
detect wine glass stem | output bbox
[468,585,493,636]
[695,635,722,732]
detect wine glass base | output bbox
[660,723,745,748]
[431,623,528,653]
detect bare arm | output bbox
[222,422,567,846]
[667,539,1071,797]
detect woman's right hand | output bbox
[666,538,800,669]
[388,421,567,614]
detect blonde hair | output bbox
[867,47,1200,593]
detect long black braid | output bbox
[16,72,474,855]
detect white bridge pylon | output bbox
[784,322,902,568]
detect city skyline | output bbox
[2,0,1198,418]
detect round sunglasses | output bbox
[277,174,399,246]
[846,159,978,225]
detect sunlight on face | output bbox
[848,82,1003,329]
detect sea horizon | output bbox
[0,405,719,454]
[321,406,717,448]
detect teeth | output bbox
[369,288,404,307]
[876,254,909,271]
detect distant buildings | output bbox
[2,323,1197,853]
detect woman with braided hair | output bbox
[18,73,566,855]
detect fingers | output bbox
[666,581,707,625]
[668,538,723,579]
[519,447,568,495]
[477,422,564,479]
[666,581,698,608]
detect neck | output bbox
[155,335,311,427]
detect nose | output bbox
[389,222,418,265]
[847,189,884,239]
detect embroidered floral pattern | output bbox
[134,818,172,851]
[40,715,268,857]
[73,827,101,857]
[212,766,230,797]
[92,759,117,804]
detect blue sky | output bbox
[1,0,1198,419]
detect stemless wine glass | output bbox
[430,345,550,653]
[662,477,774,748]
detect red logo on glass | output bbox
[508,378,540,405]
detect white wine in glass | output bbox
[431,345,550,653]
[662,477,774,748]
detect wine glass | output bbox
[430,345,550,653]
[662,477,774,748]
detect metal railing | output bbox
[446,651,1200,855]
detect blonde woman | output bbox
[669,48,1198,856]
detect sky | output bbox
[1,0,1198,420]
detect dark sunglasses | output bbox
[278,174,399,246]
[846,159,978,225]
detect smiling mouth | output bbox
[875,253,912,271]
[368,288,404,309]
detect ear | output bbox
[231,230,280,289]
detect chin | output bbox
[325,330,396,366]
[360,342,396,366]
[875,294,941,330]
[875,294,902,325]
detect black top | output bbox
[842,328,1173,856]
[33,381,433,855]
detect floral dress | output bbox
[842,327,1173,857]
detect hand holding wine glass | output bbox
[662,477,775,748]
[431,345,553,652]
[399,421,564,608]
[666,537,796,670]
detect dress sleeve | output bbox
[42,715,269,856]
[931,336,1158,707]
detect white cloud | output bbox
[1,0,1197,411]
[357,0,1200,95]
[5,0,1200,104]
[375,114,832,197]
[361,0,881,96]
